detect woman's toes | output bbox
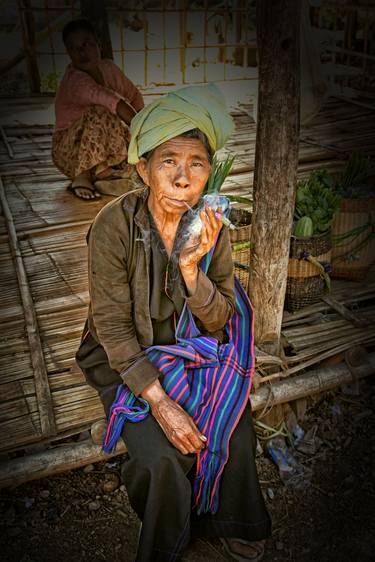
[227,538,265,559]
[75,187,96,199]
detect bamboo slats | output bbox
[0,177,56,438]
[0,96,374,458]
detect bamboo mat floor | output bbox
[0,96,374,456]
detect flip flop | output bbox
[67,181,101,201]
[219,538,265,562]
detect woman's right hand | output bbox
[141,380,207,455]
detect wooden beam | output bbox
[251,350,375,412]
[17,0,41,93]
[0,439,126,489]
[1,352,374,489]
[249,0,301,354]
[80,0,113,60]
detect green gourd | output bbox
[294,216,314,238]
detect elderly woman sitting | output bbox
[76,84,271,561]
[52,18,144,200]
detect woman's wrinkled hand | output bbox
[179,206,222,270]
[141,379,206,455]
[152,396,207,455]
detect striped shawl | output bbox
[102,251,254,515]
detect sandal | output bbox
[219,538,265,562]
[67,180,101,201]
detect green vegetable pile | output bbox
[293,170,341,238]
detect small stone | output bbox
[88,500,101,512]
[276,541,284,551]
[23,497,35,509]
[40,490,50,499]
[256,440,263,457]
[119,485,126,492]
[267,488,274,500]
[117,509,128,519]
[101,473,120,494]
[95,495,101,500]
[83,464,95,473]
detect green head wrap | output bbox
[128,84,234,164]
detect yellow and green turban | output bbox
[128,84,234,164]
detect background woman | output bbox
[52,18,144,200]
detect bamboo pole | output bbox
[0,352,374,489]
[0,126,14,159]
[17,0,41,93]
[0,176,56,438]
[251,351,375,411]
[0,439,126,489]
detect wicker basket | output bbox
[232,246,250,290]
[229,208,251,290]
[285,230,332,312]
[331,197,375,281]
[229,208,252,243]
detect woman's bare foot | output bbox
[220,538,265,561]
[70,185,101,200]
[69,172,101,200]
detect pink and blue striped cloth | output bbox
[102,251,255,515]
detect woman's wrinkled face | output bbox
[66,30,100,71]
[136,136,211,216]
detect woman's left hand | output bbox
[179,206,222,270]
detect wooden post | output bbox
[249,0,301,355]
[18,0,41,93]
[80,0,113,60]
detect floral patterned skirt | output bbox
[52,105,132,180]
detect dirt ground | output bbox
[1,378,374,562]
